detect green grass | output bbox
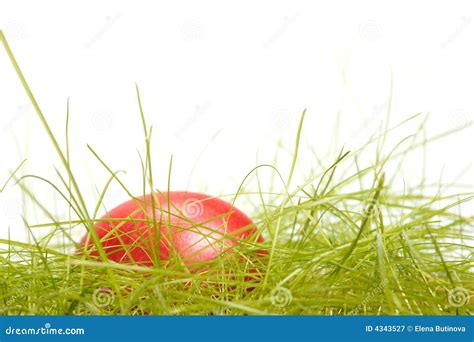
[0,31,473,315]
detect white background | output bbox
[1,1,473,241]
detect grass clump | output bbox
[0,31,473,316]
